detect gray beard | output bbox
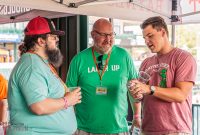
[93,44,112,54]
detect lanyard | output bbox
[48,64,69,92]
[92,47,111,82]
[27,51,68,93]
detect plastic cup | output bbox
[0,125,3,135]
[132,127,141,135]
[138,71,151,84]
[127,71,150,102]
[68,87,79,92]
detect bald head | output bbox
[91,18,114,54]
[92,18,113,31]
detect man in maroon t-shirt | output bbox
[129,16,197,135]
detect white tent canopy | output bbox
[1,0,200,45]
[0,0,200,24]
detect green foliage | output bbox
[175,24,200,56]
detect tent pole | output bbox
[109,18,113,24]
[171,23,175,46]
[171,0,178,46]
[14,43,17,62]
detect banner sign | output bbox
[0,5,31,16]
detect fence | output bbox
[193,104,200,135]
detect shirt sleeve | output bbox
[18,67,48,106]
[0,74,7,99]
[126,52,138,104]
[66,56,79,88]
[175,53,197,84]
[126,53,138,80]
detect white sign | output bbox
[0,5,31,15]
[178,0,200,23]
[0,34,20,43]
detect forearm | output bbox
[0,99,8,122]
[133,102,141,116]
[30,98,65,115]
[131,80,193,103]
[30,88,81,115]
[153,86,191,103]
[132,102,141,128]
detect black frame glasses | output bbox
[94,30,116,38]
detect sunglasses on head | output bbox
[97,55,103,70]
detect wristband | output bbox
[63,97,68,109]
[133,114,141,119]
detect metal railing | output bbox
[193,104,200,135]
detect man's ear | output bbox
[161,29,166,37]
[91,31,95,39]
[37,37,46,47]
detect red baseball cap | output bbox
[25,16,65,36]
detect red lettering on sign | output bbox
[189,0,200,12]
[157,0,163,11]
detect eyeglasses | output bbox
[97,55,103,70]
[94,30,116,38]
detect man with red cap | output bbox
[7,16,81,135]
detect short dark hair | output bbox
[18,34,47,56]
[141,16,169,37]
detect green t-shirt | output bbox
[66,46,137,134]
[7,53,77,135]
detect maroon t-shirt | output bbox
[140,48,197,135]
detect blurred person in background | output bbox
[0,73,8,122]
[0,73,8,135]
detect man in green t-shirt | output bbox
[7,16,81,135]
[66,18,141,135]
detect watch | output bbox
[150,86,156,95]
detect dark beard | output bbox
[46,48,63,68]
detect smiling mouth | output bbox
[103,41,111,44]
[148,45,154,49]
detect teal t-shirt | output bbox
[7,53,77,135]
[66,46,137,134]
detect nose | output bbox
[105,33,114,41]
[56,37,59,42]
[104,36,113,44]
[144,37,150,45]
[105,35,112,40]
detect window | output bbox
[0,22,27,79]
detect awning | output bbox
[0,0,172,24]
[0,0,200,24]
